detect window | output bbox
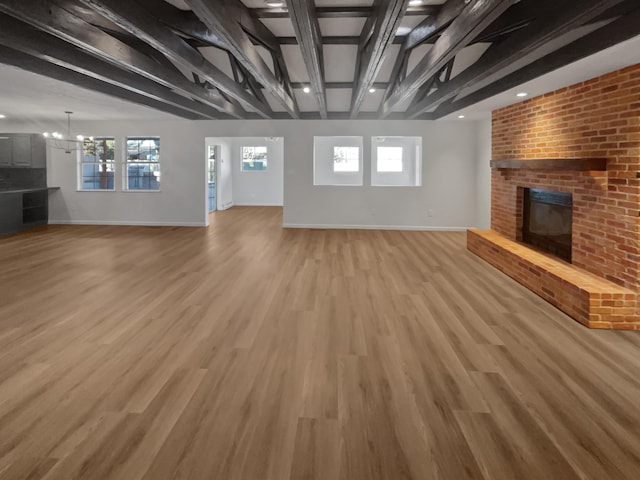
[126,137,160,190]
[241,146,267,171]
[79,137,115,190]
[333,146,360,172]
[314,136,363,186]
[376,146,403,172]
[371,136,422,187]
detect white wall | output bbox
[475,119,492,229]
[231,137,283,206]
[4,118,485,230]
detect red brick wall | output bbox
[491,64,640,292]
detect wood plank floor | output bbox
[1,206,640,480]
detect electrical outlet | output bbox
[427,209,433,217]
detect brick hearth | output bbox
[469,64,640,330]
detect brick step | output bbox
[467,229,639,330]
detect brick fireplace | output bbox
[468,64,640,330]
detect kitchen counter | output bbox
[0,187,60,194]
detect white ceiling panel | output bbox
[318,17,366,37]
[259,17,296,37]
[256,45,275,75]
[199,47,235,79]
[450,43,492,79]
[294,89,319,112]
[326,89,352,112]
[359,90,383,112]
[323,45,358,82]
[263,91,287,112]
[281,45,311,82]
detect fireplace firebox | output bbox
[522,188,572,263]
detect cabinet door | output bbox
[12,135,32,167]
[0,193,23,236]
[30,135,47,169]
[0,136,12,167]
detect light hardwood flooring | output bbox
[1,206,640,480]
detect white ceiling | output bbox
[0,26,638,124]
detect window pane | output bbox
[242,146,267,172]
[242,146,268,171]
[126,137,160,190]
[80,137,115,190]
[377,146,403,172]
[333,146,360,172]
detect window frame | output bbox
[313,136,364,186]
[124,136,161,192]
[371,136,422,187]
[78,136,116,192]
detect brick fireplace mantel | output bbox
[490,158,608,171]
[469,64,640,330]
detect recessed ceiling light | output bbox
[516,92,528,97]
[458,115,465,119]
[0,114,6,119]
[303,86,311,94]
[265,0,284,7]
[369,88,376,93]
[409,0,423,5]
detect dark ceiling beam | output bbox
[350,0,410,118]
[133,0,227,49]
[254,5,441,19]
[0,16,226,120]
[277,35,410,45]
[267,111,433,120]
[407,0,631,118]
[287,0,327,118]
[380,0,516,117]
[185,0,300,119]
[431,5,640,119]
[77,0,274,118]
[0,0,250,119]
[380,0,468,111]
[0,45,208,120]
[403,0,468,51]
[291,82,389,90]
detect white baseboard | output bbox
[48,220,206,227]
[282,223,470,231]
[233,202,283,207]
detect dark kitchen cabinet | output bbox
[0,192,23,235]
[0,134,47,168]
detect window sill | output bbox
[77,189,116,192]
[122,189,162,193]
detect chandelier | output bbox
[43,111,92,154]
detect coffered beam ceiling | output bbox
[185,0,299,118]
[287,0,327,118]
[350,0,409,118]
[406,0,633,119]
[380,0,517,117]
[0,16,225,119]
[0,0,638,120]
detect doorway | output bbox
[208,144,217,212]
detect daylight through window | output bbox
[125,137,160,190]
[377,146,403,172]
[80,137,115,190]
[333,146,360,172]
[242,146,268,171]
